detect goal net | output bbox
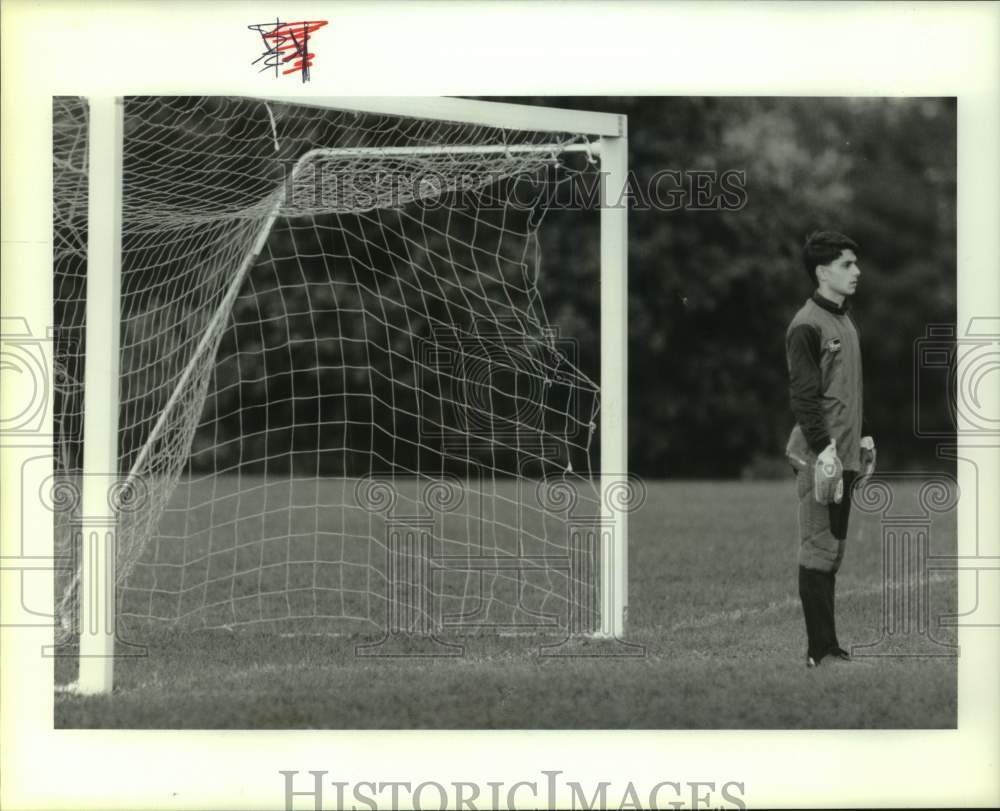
[53,96,605,639]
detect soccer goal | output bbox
[52,96,629,694]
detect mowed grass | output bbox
[55,479,958,729]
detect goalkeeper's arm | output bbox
[786,324,847,503]
[786,324,830,453]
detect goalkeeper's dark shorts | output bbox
[795,468,859,573]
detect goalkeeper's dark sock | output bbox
[798,566,829,661]
[825,571,840,654]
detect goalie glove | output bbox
[814,439,844,505]
[860,435,876,478]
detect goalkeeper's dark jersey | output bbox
[785,291,866,472]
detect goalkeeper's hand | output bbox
[860,435,876,478]
[814,439,844,505]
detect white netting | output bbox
[53,96,602,635]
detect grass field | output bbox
[55,479,958,729]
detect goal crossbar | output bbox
[253,95,626,137]
[295,142,599,158]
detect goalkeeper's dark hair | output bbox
[802,231,859,285]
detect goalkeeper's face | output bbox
[819,249,861,297]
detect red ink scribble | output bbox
[249,19,329,82]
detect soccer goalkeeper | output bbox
[785,231,876,668]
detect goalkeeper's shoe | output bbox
[814,439,844,504]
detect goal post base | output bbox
[538,634,646,658]
[54,681,83,696]
[355,631,465,658]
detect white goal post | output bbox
[70,96,629,694]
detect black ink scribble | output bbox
[249,19,329,83]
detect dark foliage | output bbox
[489,97,956,475]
